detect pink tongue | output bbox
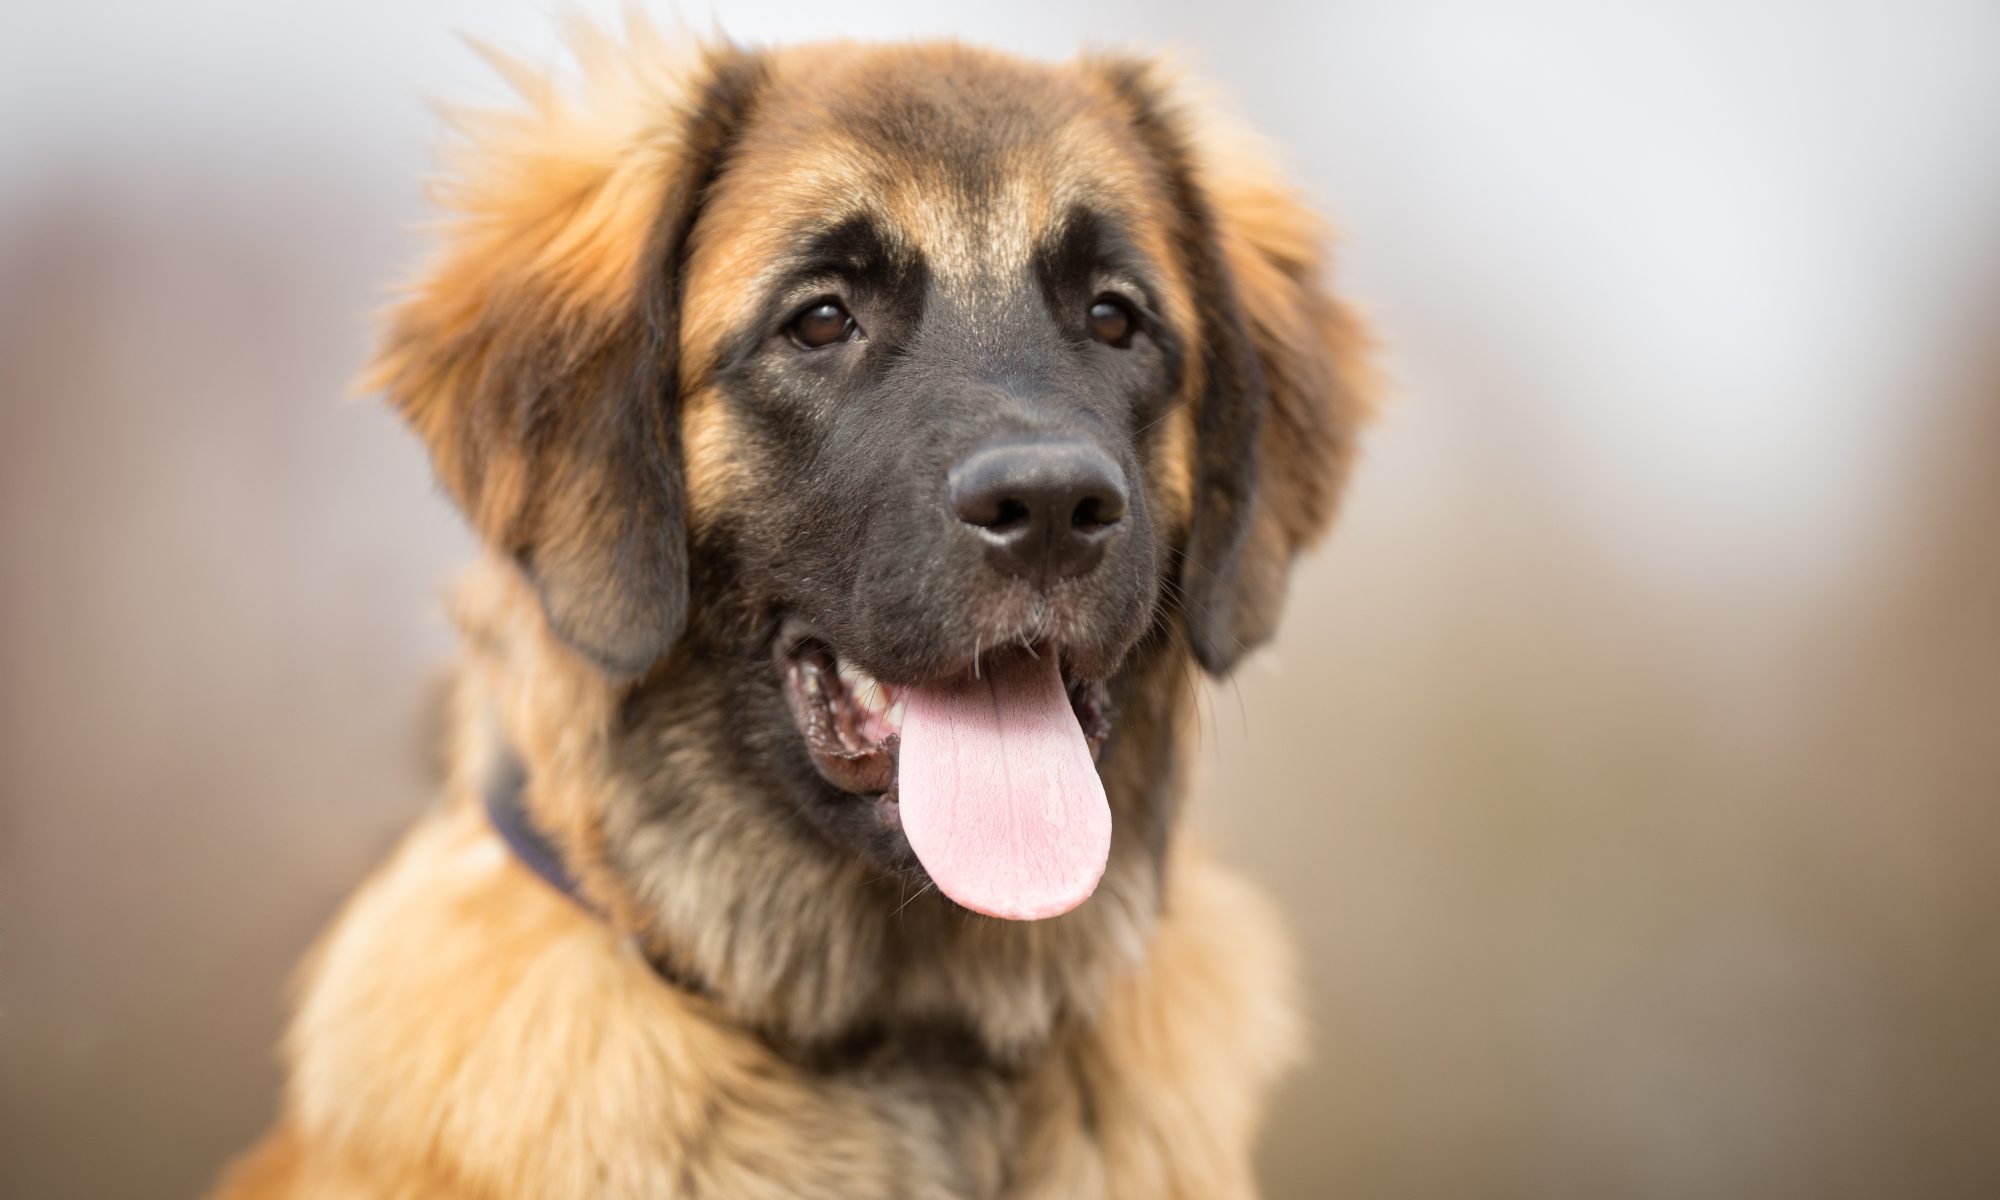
[896,651,1111,921]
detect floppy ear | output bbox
[367,33,765,678]
[1102,60,1380,675]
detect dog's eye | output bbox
[1086,295,1136,347]
[789,300,858,349]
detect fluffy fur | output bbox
[216,17,1374,1198]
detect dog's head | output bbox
[373,31,1373,924]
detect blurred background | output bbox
[4,2,1998,1196]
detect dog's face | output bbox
[372,38,1371,920]
[676,50,1200,889]
[692,100,1178,689]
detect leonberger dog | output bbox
[215,19,1375,1200]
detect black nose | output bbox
[949,438,1128,583]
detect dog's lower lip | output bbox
[779,638,899,795]
[775,626,1113,799]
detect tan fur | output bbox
[678,43,1196,377]
[1196,101,1381,546]
[360,25,701,527]
[677,384,743,527]
[217,17,1371,1198]
[216,606,1298,1198]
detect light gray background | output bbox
[4,2,1999,1196]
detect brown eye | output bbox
[790,300,856,349]
[1087,295,1135,347]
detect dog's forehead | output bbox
[681,45,1180,367]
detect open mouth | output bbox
[777,628,1112,799]
[776,622,1116,921]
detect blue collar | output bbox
[481,749,710,997]
[482,750,595,913]
[482,749,1002,1066]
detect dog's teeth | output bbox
[832,656,901,729]
[836,659,880,691]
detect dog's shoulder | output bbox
[221,800,924,1197]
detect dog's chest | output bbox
[282,806,1286,1200]
[693,1048,1118,1200]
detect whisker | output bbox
[1132,398,1189,439]
[892,881,935,919]
[1162,545,1249,660]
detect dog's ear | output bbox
[1101,59,1381,675]
[366,34,765,678]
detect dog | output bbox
[213,20,1375,1199]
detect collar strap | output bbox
[482,750,596,914]
[481,748,712,997]
[481,747,1002,1068]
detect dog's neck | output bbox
[452,559,1194,1067]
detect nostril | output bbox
[989,497,1031,533]
[1070,494,1119,533]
